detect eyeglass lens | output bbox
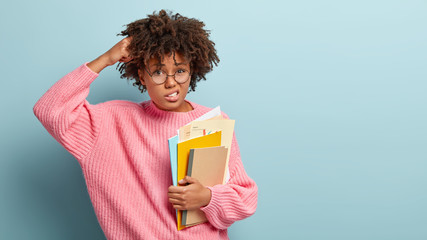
[151,70,190,84]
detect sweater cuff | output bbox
[60,62,99,91]
[200,186,228,229]
[201,186,220,214]
[83,62,100,76]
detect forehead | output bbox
[147,52,189,67]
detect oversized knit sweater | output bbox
[33,63,258,240]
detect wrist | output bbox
[87,55,110,73]
[202,187,212,207]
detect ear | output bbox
[138,69,146,85]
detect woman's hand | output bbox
[87,37,133,73]
[168,176,212,211]
[103,37,133,66]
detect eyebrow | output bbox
[150,62,188,68]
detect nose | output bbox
[164,74,177,88]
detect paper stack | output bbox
[168,106,235,230]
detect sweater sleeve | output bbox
[33,63,102,161]
[200,128,258,229]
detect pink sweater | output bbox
[33,63,258,240]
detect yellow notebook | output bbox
[176,131,222,230]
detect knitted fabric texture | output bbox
[33,63,258,240]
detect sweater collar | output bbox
[141,100,205,126]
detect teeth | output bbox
[168,92,177,97]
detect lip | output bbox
[164,90,179,102]
[165,90,179,97]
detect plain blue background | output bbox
[1,0,426,239]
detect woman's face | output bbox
[138,52,193,112]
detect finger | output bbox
[179,176,197,185]
[124,58,133,63]
[168,192,184,200]
[168,198,184,205]
[168,186,185,193]
[173,204,186,210]
[118,57,132,63]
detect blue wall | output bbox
[1,0,426,239]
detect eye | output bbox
[176,69,187,74]
[152,70,164,76]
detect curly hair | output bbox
[117,10,219,93]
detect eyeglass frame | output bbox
[143,65,191,85]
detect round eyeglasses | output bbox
[144,66,191,85]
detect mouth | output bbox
[168,92,178,97]
[165,91,179,102]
